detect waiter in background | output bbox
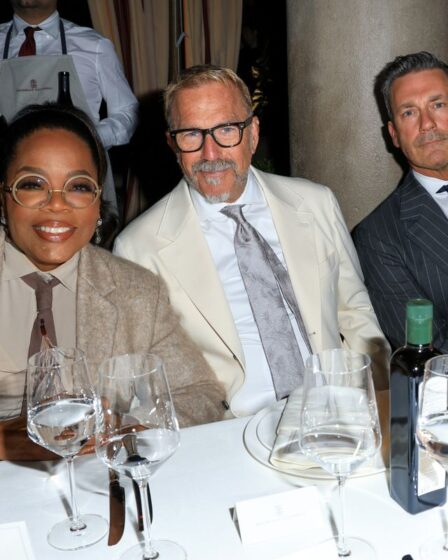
[0,0,139,217]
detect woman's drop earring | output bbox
[94,218,103,245]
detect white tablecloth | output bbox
[0,416,443,559]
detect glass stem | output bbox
[444,504,448,551]
[139,479,158,560]
[336,476,350,557]
[66,457,86,532]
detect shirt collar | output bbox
[3,240,79,292]
[13,11,60,39]
[413,170,448,198]
[190,170,266,223]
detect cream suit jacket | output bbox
[115,167,390,414]
[0,230,225,427]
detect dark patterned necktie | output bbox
[436,185,448,194]
[18,26,40,56]
[220,204,312,399]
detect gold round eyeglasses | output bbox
[2,173,102,209]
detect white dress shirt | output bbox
[0,11,138,149]
[190,172,310,416]
[413,170,448,219]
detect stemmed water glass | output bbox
[27,347,108,550]
[416,355,448,560]
[95,353,185,560]
[298,348,382,559]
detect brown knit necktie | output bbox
[22,272,60,358]
[20,272,60,416]
[18,26,40,56]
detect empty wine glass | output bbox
[95,353,185,560]
[298,348,382,559]
[27,347,108,550]
[416,355,448,560]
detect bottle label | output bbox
[417,377,447,496]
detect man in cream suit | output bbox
[115,65,389,417]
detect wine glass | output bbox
[27,347,108,550]
[416,355,448,559]
[298,348,382,559]
[95,353,185,560]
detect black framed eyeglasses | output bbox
[169,115,253,153]
[2,173,102,209]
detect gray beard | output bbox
[203,192,232,204]
[184,174,231,203]
[183,159,248,204]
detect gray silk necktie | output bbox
[220,204,311,399]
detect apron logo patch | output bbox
[17,79,52,93]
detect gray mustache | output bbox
[416,131,448,146]
[192,160,236,173]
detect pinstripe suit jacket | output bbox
[352,172,448,351]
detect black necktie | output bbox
[436,185,448,194]
[18,26,40,57]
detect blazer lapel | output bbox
[0,230,5,277]
[253,168,321,350]
[400,173,448,276]
[156,183,245,365]
[76,245,118,370]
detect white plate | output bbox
[244,402,386,480]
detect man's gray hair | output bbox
[164,64,253,128]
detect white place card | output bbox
[0,521,36,560]
[235,486,332,546]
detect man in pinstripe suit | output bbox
[353,52,448,351]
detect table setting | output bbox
[2,347,448,559]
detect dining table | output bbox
[0,410,444,560]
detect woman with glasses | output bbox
[0,103,225,460]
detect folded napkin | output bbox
[269,388,385,476]
[0,522,36,560]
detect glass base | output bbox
[420,534,448,559]
[119,539,186,560]
[327,536,376,559]
[47,514,108,551]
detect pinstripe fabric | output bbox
[352,172,448,351]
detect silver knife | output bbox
[123,433,153,530]
[107,468,126,546]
